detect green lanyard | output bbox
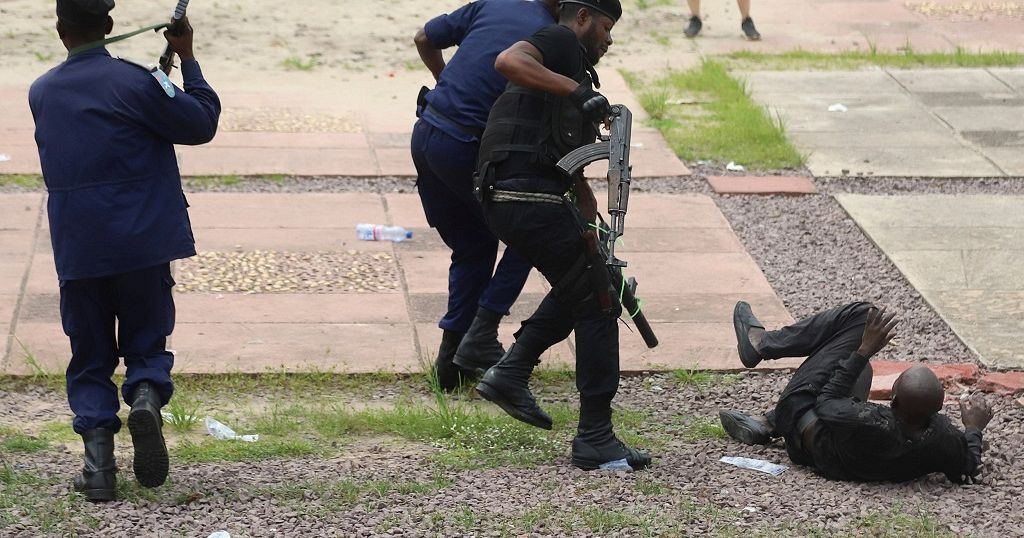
[67,22,170,57]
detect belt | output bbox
[426,104,485,140]
[490,189,564,204]
[793,409,820,453]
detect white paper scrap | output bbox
[720,456,787,476]
[828,103,848,112]
[205,416,259,442]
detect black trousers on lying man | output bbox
[721,301,992,483]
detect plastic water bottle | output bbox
[356,223,413,242]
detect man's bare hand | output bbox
[163,16,194,61]
[960,393,993,430]
[856,305,898,358]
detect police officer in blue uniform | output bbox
[473,0,652,471]
[29,0,220,501]
[412,0,558,392]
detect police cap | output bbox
[559,0,622,22]
[56,0,115,25]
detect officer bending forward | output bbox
[474,0,651,471]
[29,0,220,501]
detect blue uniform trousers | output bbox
[60,263,176,434]
[411,119,532,332]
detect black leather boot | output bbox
[433,330,467,392]
[73,428,117,502]
[571,405,651,471]
[475,344,552,430]
[453,307,505,375]
[128,382,169,488]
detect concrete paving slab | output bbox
[409,293,548,325]
[806,146,1004,178]
[989,69,1024,93]
[707,175,816,194]
[23,253,56,295]
[933,106,1024,132]
[838,194,1024,368]
[592,193,731,229]
[399,250,548,296]
[175,293,408,324]
[375,148,417,177]
[172,323,418,374]
[743,70,901,96]
[0,260,29,294]
[959,130,1024,148]
[177,147,381,177]
[773,106,945,133]
[626,252,780,296]
[194,228,391,253]
[14,293,58,323]
[980,147,1024,176]
[383,193,430,229]
[0,194,42,230]
[914,93,1024,108]
[186,193,386,230]
[4,321,67,375]
[0,230,35,256]
[615,228,745,254]
[0,293,16,364]
[887,69,1014,94]
[787,130,961,149]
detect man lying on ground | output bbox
[719,301,992,483]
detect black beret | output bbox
[559,0,622,22]
[56,0,115,25]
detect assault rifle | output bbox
[557,105,658,349]
[158,0,190,75]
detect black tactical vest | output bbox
[477,44,600,188]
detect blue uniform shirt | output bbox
[29,48,221,281]
[422,0,554,141]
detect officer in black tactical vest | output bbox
[473,0,651,471]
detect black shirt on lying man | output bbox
[720,301,991,484]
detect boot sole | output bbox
[475,380,553,430]
[128,403,169,488]
[80,488,116,502]
[719,411,770,446]
[452,354,494,377]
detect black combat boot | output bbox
[571,403,651,471]
[73,428,117,502]
[453,307,505,375]
[128,382,169,488]
[433,330,467,392]
[475,344,552,430]
[718,410,772,445]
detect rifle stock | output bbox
[159,0,190,75]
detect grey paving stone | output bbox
[988,68,1024,93]
[837,194,1024,368]
[962,130,1024,147]
[888,68,1013,93]
[914,92,1024,108]
[807,146,1003,177]
[933,106,1024,132]
[743,70,902,96]
[788,130,958,148]
[980,147,1024,176]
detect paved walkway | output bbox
[0,192,798,375]
[744,68,1024,177]
[838,194,1024,369]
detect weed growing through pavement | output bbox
[0,174,45,189]
[671,367,740,389]
[725,46,1024,71]
[282,54,320,71]
[624,61,806,170]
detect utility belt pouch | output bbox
[416,85,430,117]
[473,162,495,207]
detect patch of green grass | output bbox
[624,61,806,170]
[650,31,671,47]
[1,433,50,454]
[683,416,728,441]
[256,475,453,516]
[634,0,673,9]
[724,46,1024,71]
[173,437,321,463]
[282,54,320,71]
[164,393,201,432]
[0,174,44,189]
[634,476,671,496]
[671,367,740,389]
[851,506,955,537]
[0,464,100,533]
[39,421,78,443]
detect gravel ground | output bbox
[177,251,399,294]
[1,374,1022,537]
